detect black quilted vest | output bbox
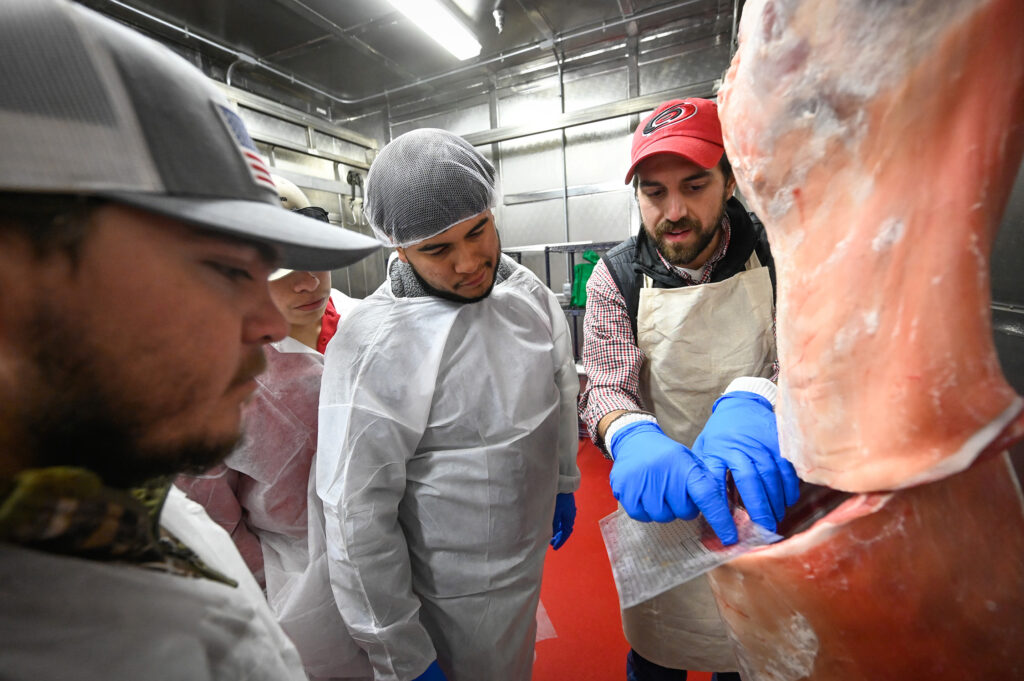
[602,197,776,341]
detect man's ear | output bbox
[725,174,737,200]
[396,247,409,264]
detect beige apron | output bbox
[622,253,775,671]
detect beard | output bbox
[409,235,503,304]
[647,198,729,267]
[15,309,246,489]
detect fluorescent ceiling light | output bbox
[385,0,482,61]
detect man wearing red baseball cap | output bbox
[579,98,801,679]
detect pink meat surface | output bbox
[718,0,1024,491]
[708,428,1024,680]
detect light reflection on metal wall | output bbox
[391,102,491,138]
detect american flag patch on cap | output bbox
[216,104,276,191]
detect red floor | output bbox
[533,439,712,681]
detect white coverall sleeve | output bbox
[544,287,582,494]
[317,314,440,681]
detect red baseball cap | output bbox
[624,98,724,183]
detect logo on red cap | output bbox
[642,102,698,137]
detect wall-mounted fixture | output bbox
[385,0,482,61]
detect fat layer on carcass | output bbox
[718,0,1024,492]
[708,430,1024,680]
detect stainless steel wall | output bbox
[993,161,1024,393]
[371,6,735,294]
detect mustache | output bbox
[656,216,701,234]
[454,259,494,290]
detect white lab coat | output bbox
[317,259,580,681]
[0,486,307,681]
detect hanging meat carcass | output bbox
[710,0,1024,678]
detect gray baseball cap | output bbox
[0,0,380,271]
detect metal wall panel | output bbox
[501,197,567,248]
[304,187,342,214]
[638,41,731,96]
[391,103,492,138]
[564,118,633,187]
[498,131,566,195]
[992,159,1024,392]
[237,107,309,147]
[563,66,629,112]
[271,147,337,180]
[340,111,389,148]
[309,131,373,164]
[568,189,635,244]
[498,82,562,127]
[993,160,1024,307]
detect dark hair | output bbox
[0,193,101,259]
[292,206,330,223]
[632,153,734,192]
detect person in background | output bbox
[0,1,379,680]
[176,176,371,679]
[267,174,361,349]
[317,128,580,681]
[578,98,801,680]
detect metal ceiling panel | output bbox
[82,0,736,112]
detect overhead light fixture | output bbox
[385,0,482,61]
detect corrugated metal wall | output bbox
[382,13,733,296]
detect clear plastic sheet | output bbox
[600,507,782,609]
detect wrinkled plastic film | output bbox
[600,507,782,610]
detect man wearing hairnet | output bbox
[317,129,581,681]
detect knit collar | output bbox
[0,466,236,586]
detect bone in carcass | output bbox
[709,432,1024,680]
[718,0,1024,493]
[708,0,1024,678]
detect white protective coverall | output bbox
[317,256,581,681]
[176,289,371,680]
[0,486,307,681]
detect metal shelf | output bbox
[504,240,621,360]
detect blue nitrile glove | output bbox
[412,660,448,681]
[692,391,801,533]
[609,420,738,544]
[550,492,576,550]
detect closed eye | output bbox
[206,261,254,281]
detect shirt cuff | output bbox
[604,412,658,458]
[724,376,778,407]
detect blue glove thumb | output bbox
[693,391,801,534]
[551,492,576,550]
[412,660,448,681]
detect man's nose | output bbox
[293,271,320,292]
[246,290,289,344]
[664,193,688,223]
[452,246,479,274]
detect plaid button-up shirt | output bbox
[578,215,778,446]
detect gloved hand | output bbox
[692,391,801,533]
[412,660,448,681]
[550,492,576,550]
[609,420,738,544]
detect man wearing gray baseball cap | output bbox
[0,1,378,679]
